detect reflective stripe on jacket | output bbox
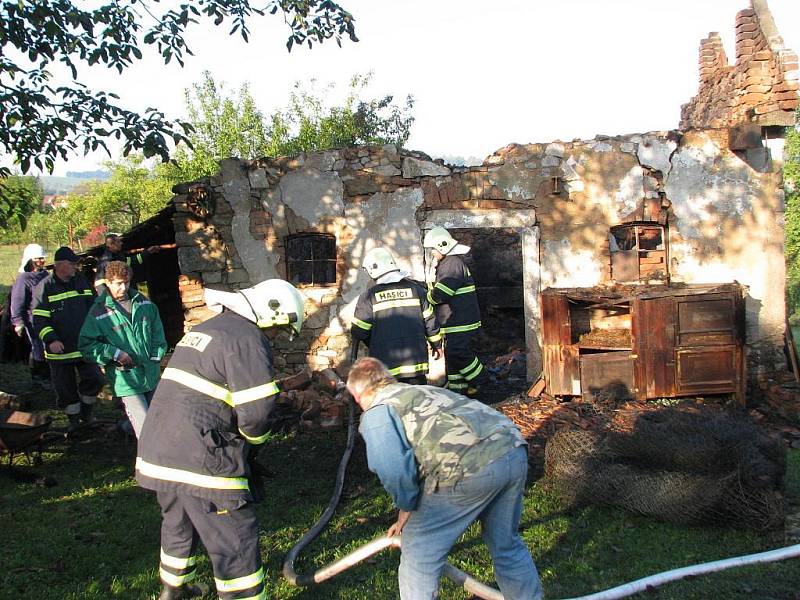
[352,279,441,377]
[427,254,482,334]
[136,310,278,502]
[32,272,95,362]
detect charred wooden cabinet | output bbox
[542,285,746,405]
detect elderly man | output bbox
[32,246,103,431]
[347,357,542,600]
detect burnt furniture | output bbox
[541,284,746,405]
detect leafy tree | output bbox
[785,110,800,320]
[0,173,42,230]
[1,0,358,224]
[71,154,176,233]
[170,71,415,182]
[165,71,272,180]
[266,73,415,156]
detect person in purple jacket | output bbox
[10,244,50,388]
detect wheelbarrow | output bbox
[0,410,54,466]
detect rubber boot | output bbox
[67,413,81,434]
[65,402,82,433]
[80,396,97,425]
[158,582,207,600]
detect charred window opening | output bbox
[609,223,668,283]
[286,233,337,286]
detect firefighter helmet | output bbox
[363,247,399,280]
[240,279,306,334]
[422,227,457,255]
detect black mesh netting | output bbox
[543,407,787,529]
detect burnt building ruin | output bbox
[125,0,797,402]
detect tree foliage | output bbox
[785,110,800,319]
[0,174,42,231]
[170,71,415,182]
[0,0,357,226]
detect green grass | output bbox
[0,244,26,302]
[2,366,799,600]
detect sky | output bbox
[19,0,800,175]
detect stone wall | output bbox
[680,0,798,129]
[168,131,786,381]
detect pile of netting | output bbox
[543,406,787,529]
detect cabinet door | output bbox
[674,293,741,396]
[541,294,580,396]
[633,296,676,399]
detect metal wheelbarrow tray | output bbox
[0,410,54,464]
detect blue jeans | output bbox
[398,446,542,600]
[121,390,154,439]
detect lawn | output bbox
[0,244,26,301]
[1,364,799,600]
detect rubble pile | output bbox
[273,368,350,431]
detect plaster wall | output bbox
[170,131,786,381]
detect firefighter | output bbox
[351,247,442,384]
[135,279,305,600]
[94,232,160,296]
[422,227,489,396]
[32,246,104,431]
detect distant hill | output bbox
[41,172,109,195]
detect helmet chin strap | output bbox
[238,290,261,325]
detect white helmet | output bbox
[363,247,399,280]
[19,244,47,272]
[422,227,457,255]
[239,279,306,334]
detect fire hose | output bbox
[281,388,506,599]
[281,389,800,599]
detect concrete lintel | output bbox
[422,209,537,230]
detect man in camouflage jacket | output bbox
[346,357,542,600]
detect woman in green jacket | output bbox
[79,261,167,438]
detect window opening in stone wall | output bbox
[286,233,337,286]
[609,223,668,283]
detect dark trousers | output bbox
[48,360,103,409]
[444,331,488,393]
[157,491,265,599]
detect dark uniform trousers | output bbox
[444,331,489,394]
[49,360,103,409]
[157,491,265,599]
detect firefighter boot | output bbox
[158,583,208,600]
[80,396,97,425]
[65,402,82,433]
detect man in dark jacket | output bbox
[94,232,159,296]
[32,246,103,430]
[423,227,489,396]
[136,279,305,600]
[351,247,442,384]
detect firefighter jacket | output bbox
[94,249,145,288]
[352,279,442,378]
[136,310,279,503]
[78,290,168,397]
[32,272,96,363]
[427,254,482,334]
